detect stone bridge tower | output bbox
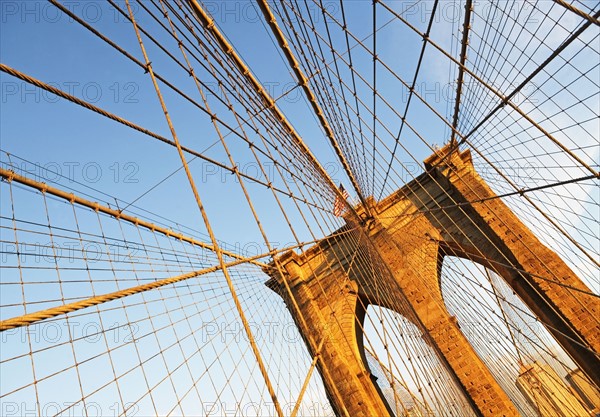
[264,145,599,417]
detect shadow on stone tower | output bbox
[264,144,599,417]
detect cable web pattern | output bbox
[0,0,598,416]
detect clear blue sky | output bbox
[1,1,597,415]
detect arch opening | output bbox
[362,304,478,417]
[440,256,599,416]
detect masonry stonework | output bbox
[265,144,599,417]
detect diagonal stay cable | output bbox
[377,0,599,178]
[0,64,330,213]
[553,0,600,25]
[185,0,362,222]
[256,0,371,214]
[0,226,357,333]
[0,259,246,331]
[379,0,440,200]
[0,166,265,267]
[450,0,474,146]
[126,1,284,410]
[460,7,600,149]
